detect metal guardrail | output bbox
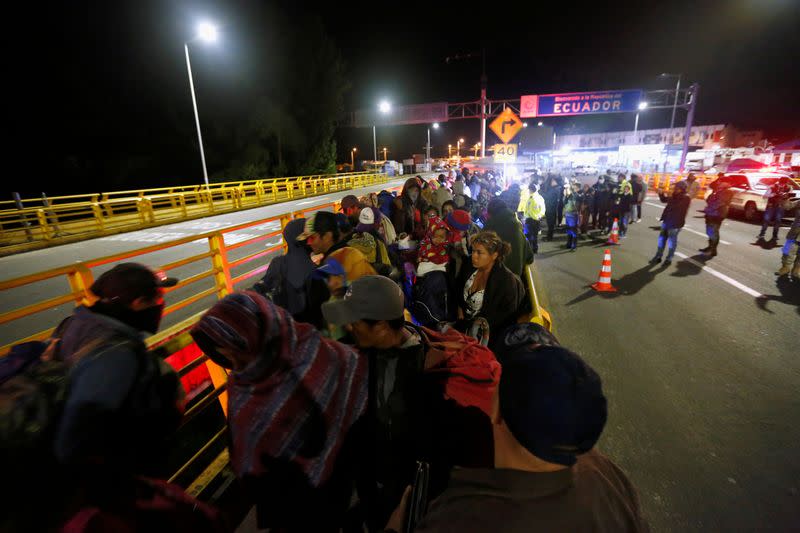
[640,172,716,198]
[0,172,385,255]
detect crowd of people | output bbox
[1,167,652,532]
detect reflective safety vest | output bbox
[525,192,546,220]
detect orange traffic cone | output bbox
[591,249,617,292]
[606,218,620,245]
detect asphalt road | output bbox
[533,195,799,532]
[0,177,410,347]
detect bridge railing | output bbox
[0,172,385,255]
[640,172,716,198]
[0,179,552,497]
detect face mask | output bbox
[94,301,165,334]
[408,190,419,202]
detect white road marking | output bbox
[296,199,320,205]
[673,252,763,298]
[645,202,665,209]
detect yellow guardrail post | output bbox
[67,264,96,306]
[91,203,106,232]
[280,214,292,253]
[36,210,51,241]
[206,231,233,413]
[178,193,188,218]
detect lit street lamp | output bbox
[448,144,452,158]
[374,100,391,161]
[537,121,543,127]
[426,122,439,166]
[457,138,465,157]
[634,101,648,143]
[523,122,528,128]
[184,21,218,186]
[351,147,357,170]
[382,147,388,161]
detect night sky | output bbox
[45,0,800,191]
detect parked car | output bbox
[572,165,599,176]
[705,173,800,221]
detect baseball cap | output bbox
[322,275,404,326]
[296,211,338,241]
[340,195,361,212]
[312,258,346,280]
[90,263,178,304]
[356,206,381,233]
[499,345,607,466]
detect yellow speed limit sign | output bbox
[493,143,517,163]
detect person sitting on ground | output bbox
[483,198,533,278]
[340,194,363,228]
[321,276,500,531]
[313,249,375,339]
[444,209,475,276]
[417,215,451,277]
[422,205,440,230]
[296,211,351,328]
[392,177,429,240]
[392,324,648,533]
[422,179,438,206]
[191,292,368,532]
[432,178,453,212]
[455,231,526,343]
[257,218,316,318]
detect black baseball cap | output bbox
[90,263,178,304]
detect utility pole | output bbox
[480,48,487,158]
[679,83,699,172]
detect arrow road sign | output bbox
[490,108,523,144]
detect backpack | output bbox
[253,256,289,308]
[348,232,377,263]
[0,338,70,469]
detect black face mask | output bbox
[93,301,165,334]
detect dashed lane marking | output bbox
[673,252,763,298]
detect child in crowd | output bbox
[417,215,451,277]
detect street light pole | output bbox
[184,43,210,187]
[372,125,377,162]
[427,128,431,165]
[351,148,356,170]
[679,83,700,172]
[633,112,640,141]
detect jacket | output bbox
[524,192,546,220]
[704,188,735,221]
[54,305,182,467]
[483,207,534,278]
[457,261,526,338]
[357,324,495,529]
[659,192,691,229]
[392,178,428,237]
[415,449,649,533]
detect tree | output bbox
[209,10,348,182]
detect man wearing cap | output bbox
[322,276,499,530]
[396,324,647,533]
[53,262,184,469]
[340,194,363,228]
[296,211,348,258]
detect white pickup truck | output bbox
[705,173,800,221]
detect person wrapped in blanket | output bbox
[190,292,369,532]
[417,214,451,277]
